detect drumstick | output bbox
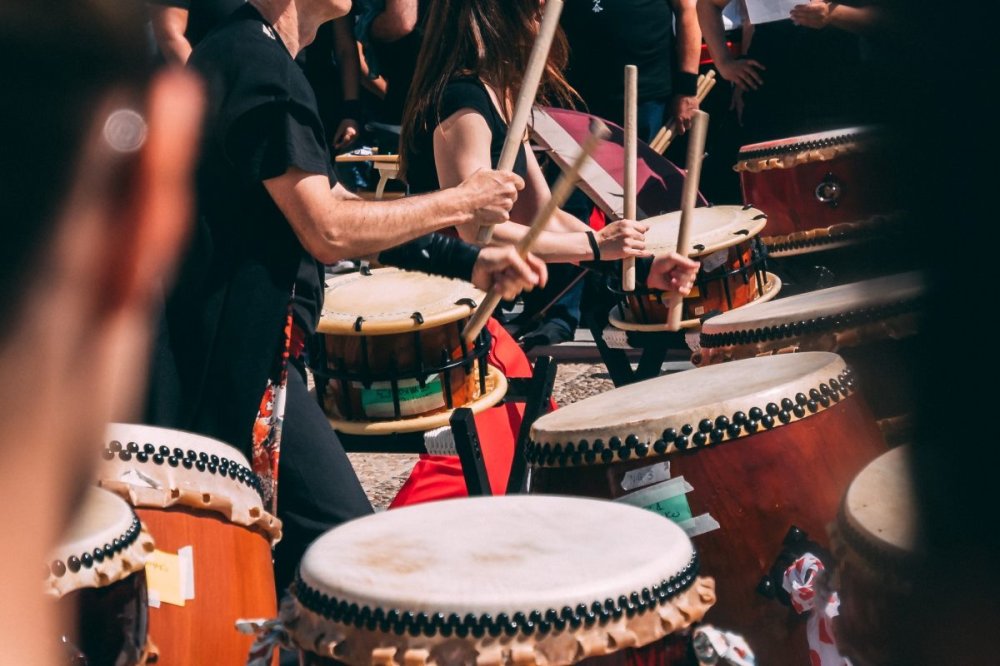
[476,0,565,245]
[622,65,638,292]
[463,120,610,345]
[651,71,717,154]
[666,110,709,331]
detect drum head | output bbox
[287,496,715,665]
[46,488,153,597]
[843,446,917,558]
[320,268,485,336]
[99,424,281,542]
[700,271,925,338]
[642,205,767,257]
[529,352,853,462]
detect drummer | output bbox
[2,2,203,662]
[152,0,548,593]
[388,0,700,506]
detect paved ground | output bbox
[348,362,613,510]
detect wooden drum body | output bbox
[736,127,898,256]
[282,496,716,666]
[46,488,155,666]
[527,353,886,664]
[315,269,507,435]
[98,424,282,666]
[697,271,924,420]
[608,206,781,332]
[829,446,918,666]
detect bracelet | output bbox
[585,231,601,261]
[672,71,699,97]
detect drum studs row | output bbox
[101,440,264,498]
[48,516,141,578]
[527,370,856,467]
[293,555,699,638]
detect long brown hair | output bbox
[399,0,578,179]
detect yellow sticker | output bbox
[146,549,186,607]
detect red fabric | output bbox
[588,205,608,231]
[390,318,548,507]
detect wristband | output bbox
[586,230,601,261]
[672,71,699,97]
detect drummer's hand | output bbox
[472,246,548,300]
[671,94,699,135]
[790,1,835,29]
[459,168,525,228]
[596,219,650,261]
[717,58,765,91]
[647,252,700,295]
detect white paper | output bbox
[179,545,195,600]
[745,0,799,25]
[621,461,671,492]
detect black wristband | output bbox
[340,99,362,122]
[585,231,601,261]
[672,71,699,97]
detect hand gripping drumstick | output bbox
[476,0,565,245]
[651,71,716,154]
[666,110,709,331]
[622,65,639,292]
[463,120,611,345]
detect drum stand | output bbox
[334,356,557,496]
[590,322,687,387]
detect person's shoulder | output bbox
[440,77,492,111]
[190,10,293,78]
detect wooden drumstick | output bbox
[463,120,610,345]
[651,71,716,154]
[476,0,565,245]
[623,65,638,292]
[666,110,709,331]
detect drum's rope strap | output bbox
[692,625,755,666]
[783,554,850,666]
[236,617,292,666]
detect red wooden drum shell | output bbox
[57,572,150,666]
[736,128,894,244]
[138,507,277,666]
[527,354,886,664]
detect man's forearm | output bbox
[696,0,733,66]
[827,3,881,35]
[674,2,703,77]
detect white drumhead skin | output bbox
[843,446,917,556]
[530,352,848,449]
[320,268,485,335]
[643,205,767,257]
[701,272,924,336]
[300,495,695,617]
[53,488,137,567]
[738,126,875,154]
[99,424,281,541]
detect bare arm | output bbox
[673,0,703,76]
[371,0,418,42]
[148,5,192,65]
[357,42,388,98]
[331,17,361,149]
[263,170,521,264]
[789,2,883,35]
[697,0,764,90]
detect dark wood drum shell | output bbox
[57,571,149,666]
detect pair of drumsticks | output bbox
[463,0,709,343]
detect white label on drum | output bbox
[620,461,671,492]
[700,248,730,273]
[676,514,722,538]
[615,477,720,538]
[354,375,446,418]
[179,546,195,601]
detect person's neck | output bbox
[248,0,328,58]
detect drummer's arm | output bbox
[697,0,763,91]
[670,0,702,130]
[263,169,521,264]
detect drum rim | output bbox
[528,353,856,466]
[608,271,782,332]
[642,205,768,257]
[762,212,905,257]
[699,272,924,345]
[319,268,485,336]
[328,363,508,435]
[736,125,877,158]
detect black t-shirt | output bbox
[371,0,428,125]
[166,4,332,448]
[405,77,528,195]
[561,0,675,124]
[149,0,245,46]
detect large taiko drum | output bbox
[696,272,924,419]
[46,487,155,665]
[282,495,717,666]
[607,205,781,332]
[526,352,886,664]
[314,268,508,435]
[829,446,919,666]
[97,424,282,665]
[735,126,898,256]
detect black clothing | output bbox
[405,77,528,194]
[561,0,676,125]
[148,0,244,46]
[371,0,428,125]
